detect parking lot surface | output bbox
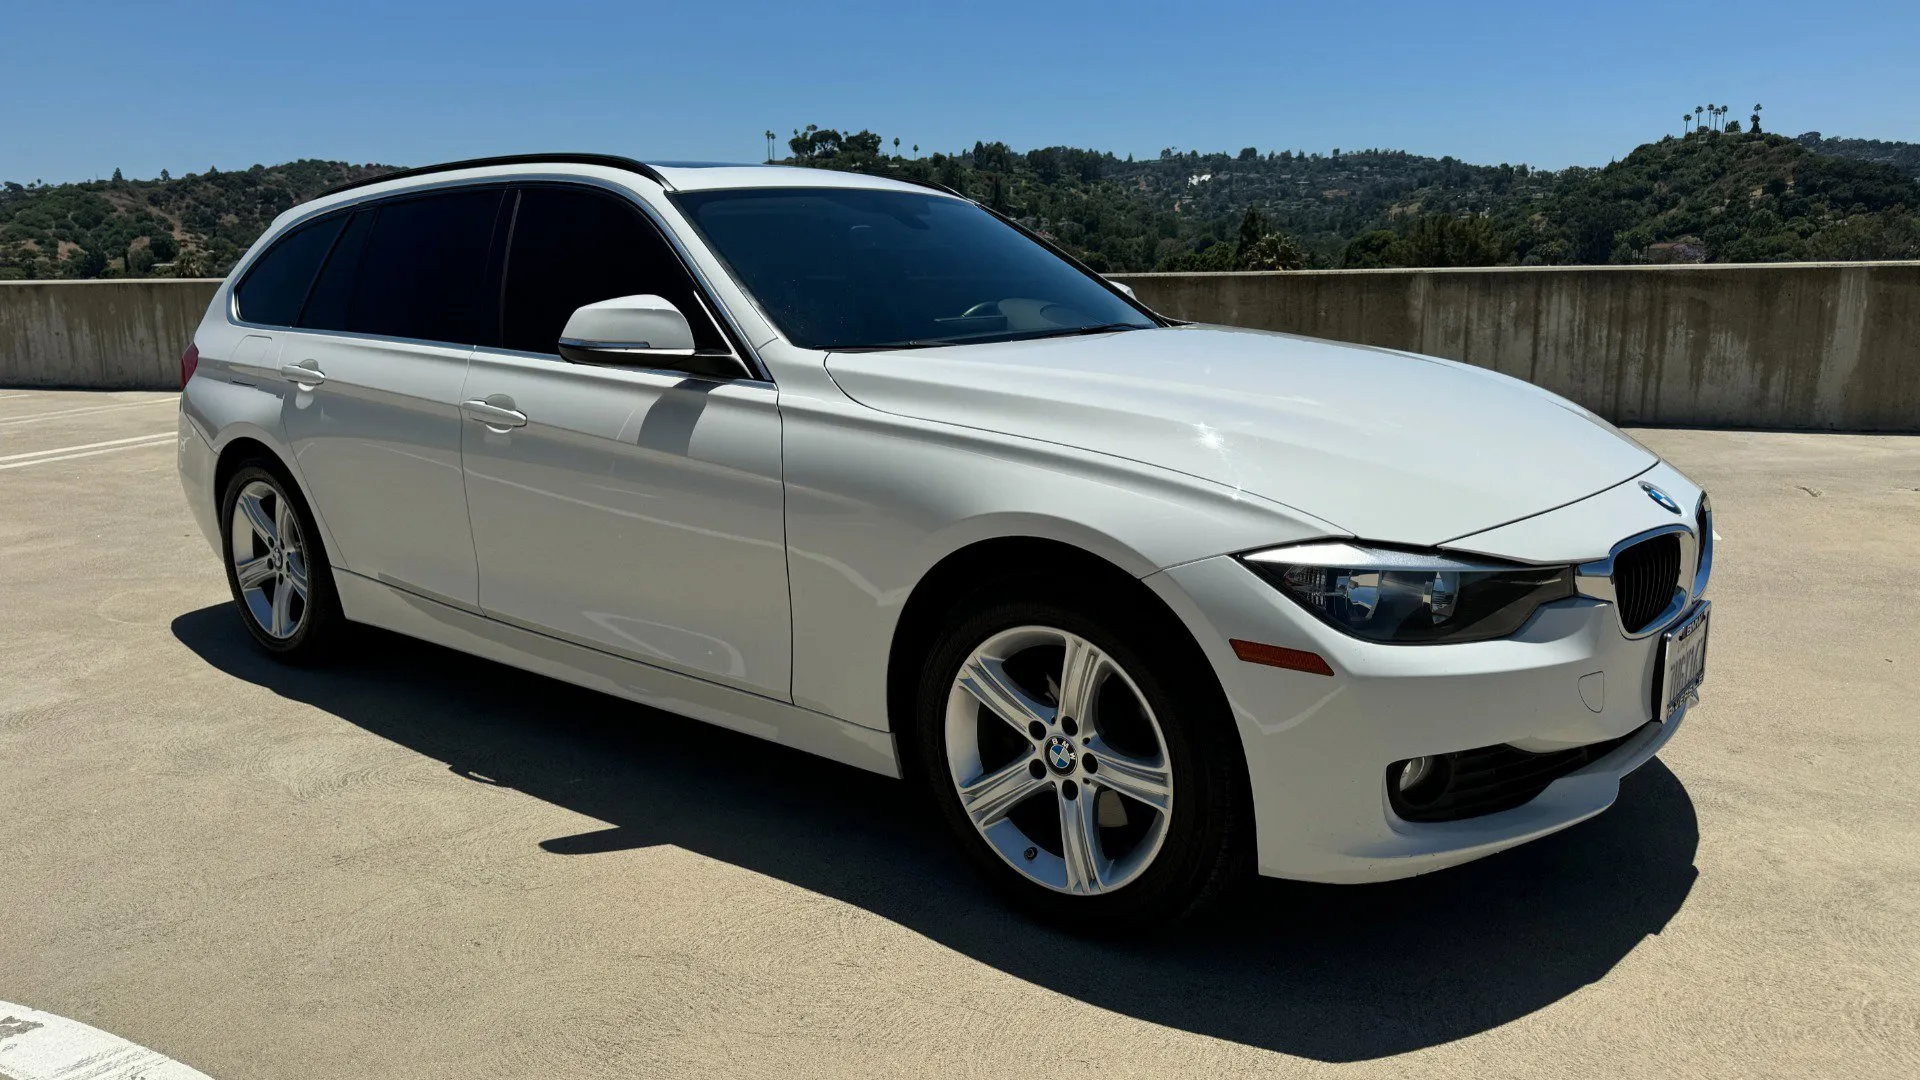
[1,389,1916,1079]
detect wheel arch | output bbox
[211,431,341,570]
[884,534,1231,782]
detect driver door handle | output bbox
[461,399,528,429]
[279,361,326,387]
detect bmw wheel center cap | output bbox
[1045,735,1077,773]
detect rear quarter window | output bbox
[234,215,345,326]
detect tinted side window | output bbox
[298,209,373,332]
[347,189,502,344]
[501,186,724,355]
[234,215,344,326]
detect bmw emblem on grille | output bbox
[1045,735,1077,774]
[1640,481,1682,514]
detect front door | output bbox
[458,184,791,698]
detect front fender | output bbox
[781,391,1339,732]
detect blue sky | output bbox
[4,0,1914,183]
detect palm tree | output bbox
[1683,113,1693,134]
[912,144,919,156]
[892,136,900,156]
[1751,102,1763,133]
[1695,105,1705,131]
[764,129,776,162]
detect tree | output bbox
[1235,206,1268,260]
[1726,119,1742,134]
[1750,103,1763,134]
[111,167,123,182]
[893,137,900,155]
[1238,230,1305,270]
[1238,146,1258,161]
[1341,229,1400,268]
[1696,105,1705,130]
[160,168,170,181]
[1683,113,1693,134]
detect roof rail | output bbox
[322,153,672,196]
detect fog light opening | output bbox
[1388,753,1455,811]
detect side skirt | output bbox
[333,569,901,778]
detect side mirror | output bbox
[559,294,697,363]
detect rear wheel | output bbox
[219,462,345,661]
[914,584,1249,933]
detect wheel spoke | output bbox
[1088,737,1172,813]
[285,553,310,600]
[958,754,1050,827]
[235,553,277,591]
[1058,789,1105,894]
[1056,634,1105,723]
[237,489,277,546]
[273,494,297,552]
[269,574,296,637]
[958,654,1053,736]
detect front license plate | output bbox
[1656,601,1710,721]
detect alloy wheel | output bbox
[229,479,310,640]
[943,625,1174,895]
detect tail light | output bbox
[180,342,199,388]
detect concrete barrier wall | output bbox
[0,279,221,390]
[1113,263,1920,432]
[4,266,1918,429]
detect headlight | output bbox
[1241,542,1575,644]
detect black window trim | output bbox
[495,179,766,383]
[227,174,769,382]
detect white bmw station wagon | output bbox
[177,154,1712,931]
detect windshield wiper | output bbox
[1056,322,1151,337]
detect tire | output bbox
[912,578,1251,933]
[218,460,347,662]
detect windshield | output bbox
[672,187,1157,351]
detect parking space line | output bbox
[0,1000,215,1079]
[0,435,175,472]
[0,432,179,464]
[0,400,177,427]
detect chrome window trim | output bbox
[1575,522,1702,639]
[222,171,773,384]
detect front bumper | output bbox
[1144,464,1709,884]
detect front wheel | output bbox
[914,587,1250,933]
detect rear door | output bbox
[277,186,506,609]
[457,183,792,698]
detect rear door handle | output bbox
[279,361,326,387]
[461,399,528,429]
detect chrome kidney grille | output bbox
[1611,533,1683,633]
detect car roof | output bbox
[317,154,956,200]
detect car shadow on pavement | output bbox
[173,605,1700,1063]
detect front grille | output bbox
[1612,533,1681,633]
[1387,730,1639,823]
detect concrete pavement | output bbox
[0,390,1915,1078]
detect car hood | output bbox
[824,324,1657,547]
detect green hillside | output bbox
[4,127,1918,281]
